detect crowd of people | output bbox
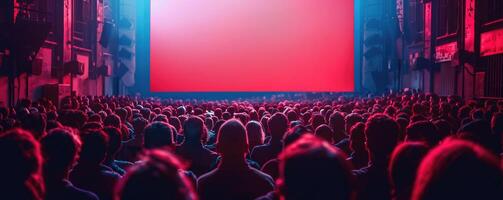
[0,91,501,200]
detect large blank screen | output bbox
[150,0,354,92]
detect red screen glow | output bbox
[150,0,354,92]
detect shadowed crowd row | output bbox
[0,92,501,200]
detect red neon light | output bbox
[424,2,432,59]
[464,0,475,52]
[435,42,457,63]
[481,28,503,57]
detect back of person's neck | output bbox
[369,154,390,166]
[220,155,248,168]
[269,138,282,144]
[182,139,203,147]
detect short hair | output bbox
[217,119,248,156]
[406,120,440,146]
[104,114,121,128]
[168,116,182,133]
[457,119,500,155]
[345,113,363,133]
[412,139,502,200]
[153,114,169,123]
[182,116,206,142]
[278,134,354,200]
[0,128,42,183]
[268,113,289,140]
[79,129,109,164]
[310,114,326,130]
[41,128,81,175]
[0,129,44,200]
[365,114,399,157]
[59,110,88,129]
[389,142,429,200]
[103,127,123,156]
[349,122,366,152]
[315,124,334,143]
[116,150,196,200]
[329,112,345,133]
[144,122,174,149]
[21,112,47,139]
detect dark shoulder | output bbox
[255,191,279,200]
[352,166,370,177]
[250,167,275,187]
[251,144,269,154]
[65,184,100,200]
[197,168,219,185]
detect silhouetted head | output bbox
[103,126,123,159]
[21,112,47,140]
[182,116,207,144]
[349,122,366,153]
[278,134,354,200]
[216,119,248,157]
[104,114,122,128]
[59,110,88,129]
[268,113,288,141]
[246,120,264,150]
[457,119,500,155]
[412,139,502,200]
[365,114,399,161]
[41,128,81,179]
[315,124,334,143]
[0,129,44,199]
[144,121,175,150]
[116,150,197,200]
[153,114,169,123]
[406,120,440,146]
[329,112,345,134]
[345,113,363,133]
[78,129,109,165]
[310,114,325,131]
[389,142,429,200]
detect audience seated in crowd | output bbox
[0,92,501,200]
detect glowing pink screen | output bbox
[151,0,354,92]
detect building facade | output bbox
[0,0,132,106]
[401,0,503,98]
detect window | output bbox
[73,0,92,47]
[437,0,459,37]
[35,0,56,41]
[483,0,503,24]
[409,0,424,42]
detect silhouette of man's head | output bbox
[278,134,354,200]
[0,128,42,184]
[315,124,334,143]
[103,126,123,159]
[182,116,207,143]
[0,129,44,199]
[365,114,399,160]
[41,128,81,179]
[79,129,109,165]
[104,114,122,128]
[21,112,47,140]
[406,120,440,146]
[268,113,288,141]
[349,122,366,153]
[389,142,429,200]
[216,119,249,157]
[458,119,500,155]
[144,121,175,150]
[412,139,502,200]
[116,150,197,200]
